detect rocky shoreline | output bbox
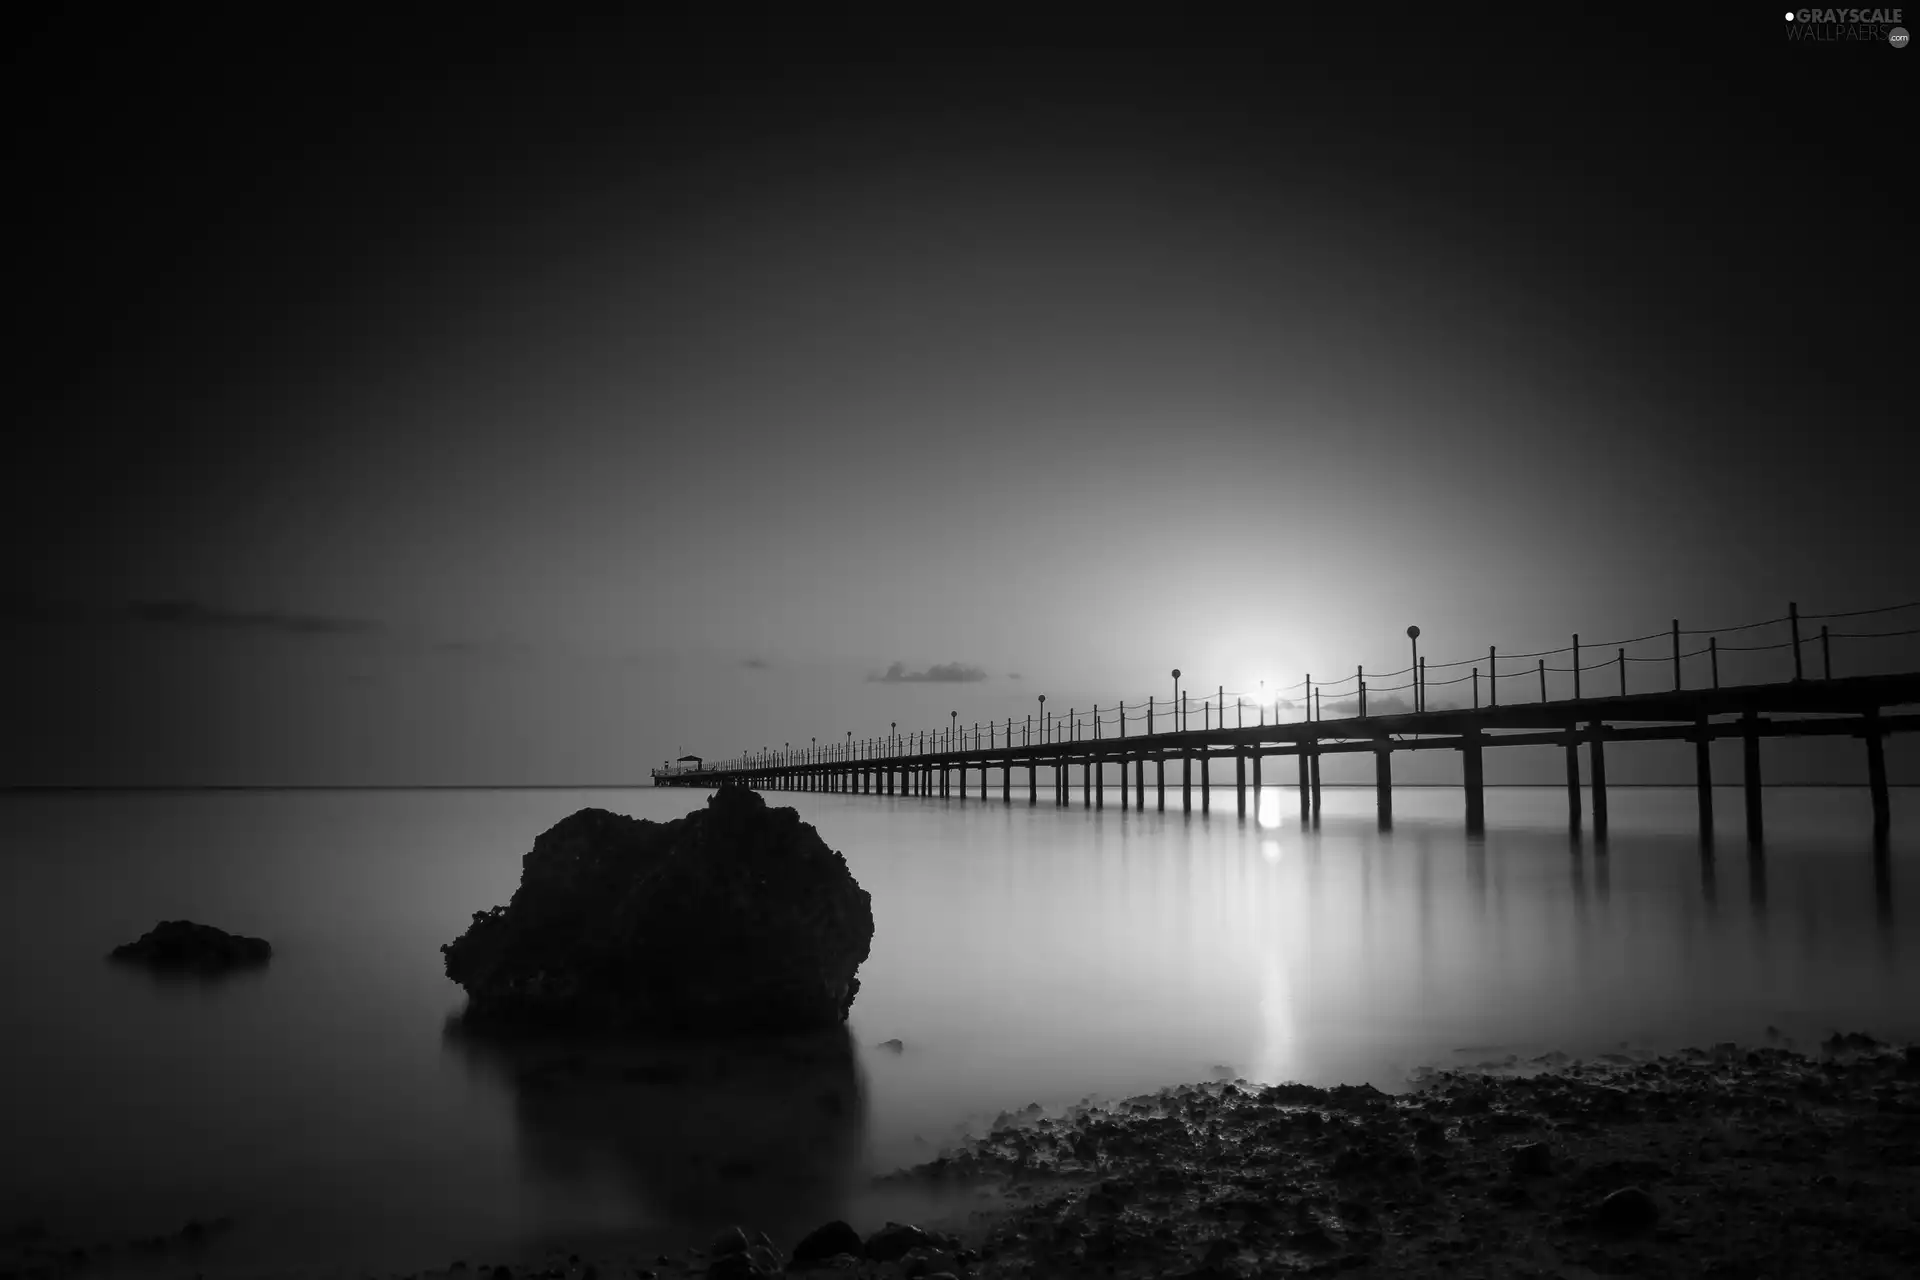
[7,1035,1917,1279]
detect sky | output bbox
[4,18,1914,785]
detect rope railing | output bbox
[657,598,1920,776]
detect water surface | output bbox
[1,784,1912,1276]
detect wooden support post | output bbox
[1865,707,1890,850]
[1182,751,1192,812]
[1538,658,1546,704]
[1119,751,1128,809]
[1789,601,1802,681]
[1710,637,1719,689]
[1252,752,1262,804]
[1821,625,1831,680]
[1472,667,1479,709]
[981,760,987,801]
[1672,619,1682,690]
[1201,750,1211,813]
[1463,726,1485,834]
[1572,634,1581,700]
[1618,648,1626,697]
[1489,647,1497,706]
[1087,755,1096,808]
[1590,722,1609,841]
[1003,757,1011,804]
[1374,739,1393,830]
[1028,760,1037,805]
[1742,710,1763,847]
[1298,748,1309,821]
[1309,744,1322,822]
[1694,717,1713,843]
[1157,755,1165,812]
[1236,752,1247,817]
[1136,755,1145,811]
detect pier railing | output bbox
[653,599,1920,779]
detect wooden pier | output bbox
[655,672,1916,849]
[652,602,1920,850]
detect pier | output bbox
[653,601,1920,849]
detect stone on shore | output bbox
[108,920,271,971]
[441,786,874,1033]
[790,1220,863,1266]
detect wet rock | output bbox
[1823,1031,1880,1054]
[791,1220,863,1266]
[109,920,270,971]
[864,1222,934,1261]
[706,1245,780,1279]
[1508,1141,1554,1178]
[441,787,874,1033]
[1595,1185,1659,1233]
[899,1245,961,1277]
[878,1038,905,1053]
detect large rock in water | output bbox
[441,787,874,1033]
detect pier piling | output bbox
[1695,717,1714,843]
[1374,738,1393,830]
[1565,728,1582,835]
[1463,727,1486,834]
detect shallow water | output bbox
[1,784,1914,1276]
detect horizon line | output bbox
[3,782,1916,794]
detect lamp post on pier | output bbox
[1172,669,1182,732]
[1039,694,1047,743]
[1407,626,1422,713]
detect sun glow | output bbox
[1257,787,1284,830]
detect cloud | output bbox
[868,660,988,684]
[433,637,536,662]
[741,658,769,669]
[126,598,379,636]
[1007,672,1024,680]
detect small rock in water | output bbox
[877,1038,905,1053]
[1595,1185,1659,1233]
[109,920,271,971]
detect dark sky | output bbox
[5,17,1913,784]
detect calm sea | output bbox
[2,784,1914,1277]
